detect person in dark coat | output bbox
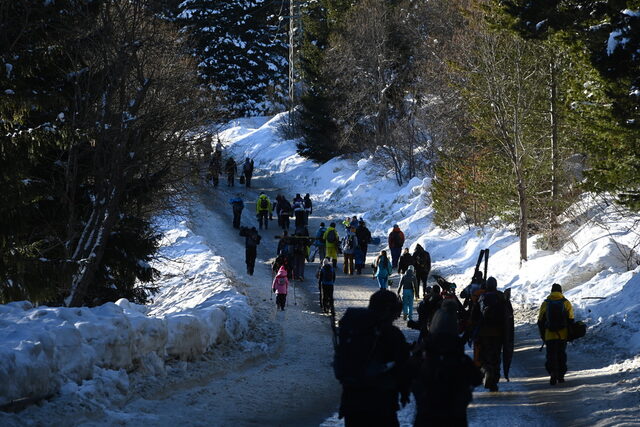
[242,158,254,187]
[240,226,261,276]
[292,226,310,281]
[537,283,574,385]
[208,150,221,187]
[411,299,483,427]
[412,244,431,299]
[228,195,244,229]
[355,220,372,256]
[388,224,405,269]
[303,193,313,226]
[398,248,415,275]
[471,276,507,392]
[225,157,237,187]
[338,290,411,427]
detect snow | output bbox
[2,112,640,425]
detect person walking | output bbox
[272,266,289,311]
[471,277,509,392]
[292,194,306,228]
[242,158,254,188]
[292,226,309,281]
[537,283,574,385]
[323,222,340,269]
[228,194,244,229]
[341,226,358,275]
[396,265,418,321]
[314,222,327,262]
[256,192,271,230]
[413,244,431,299]
[374,250,393,290]
[225,157,237,187]
[388,224,405,269]
[303,193,313,226]
[316,258,336,313]
[336,290,410,427]
[397,247,414,275]
[208,151,221,187]
[240,226,261,276]
[355,220,372,257]
[354,243,365,275]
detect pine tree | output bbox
[176,0,288,116]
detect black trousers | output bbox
[258,211,269,229]
[227,173,234,186]
[276,293,287,310]
[478,335,502,388]
[321,284,334,312]
[545,339,568,379]
[245,246,257,275]
[344,412,399,427]
[232,209,242,228]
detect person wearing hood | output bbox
[272,266,289,311]
[242,157,254,187]
[316,257,336,313]
[397,265,419,320]
[292,194,305,228]
[239,226,261,276]
[388,224,405,269]
[398,248,415,275]
[374,250,393,289]
[411,299,482,427]
[228,194,244,229]
[256,192,271,230]
[412,244,431,299]
[537,283,574,385]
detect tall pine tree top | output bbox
[177,0,288,116]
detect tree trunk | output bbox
[549,59,560,246]
[516,173,528,263]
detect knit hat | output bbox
[551,283,562,293]
[486,277,497,291]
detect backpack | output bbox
[320,265,334,283]
[343,235,354,251]
[280,199,291,214]
[546,299,567,332]
[276,277,287,288]
[334,308,385,387]
[391,231,402,247]
[326,229,337,244]
[479,292,504,327]
[259,197,268,210]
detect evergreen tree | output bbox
[177,0,288,116]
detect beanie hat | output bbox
[551,283,562,293]
[486,277,497,291]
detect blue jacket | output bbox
[315,227,327,246]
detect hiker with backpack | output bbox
[411,299,483,426]
[314,223,327,262]
[292,226,310,281]
[272,266,289,311]
[316,258,336,313]
[242,158,254,188]
[303,193,313,226]
[335,289,411,426]
[276,195,292,231]
[273,253,293,280]
[256,192,271,230]
[388,224,405,269]
[292,194,306,228]
[471,277,513,392]
[228,194,244,229]
[396,265,419,321]
[374,250,393,289]
[537,283,574,385]
[398,248,414,275]
[412,244,431,299]
[224,157,237,187]
[239,226,261,276]
[341,226,358,275]
[323,223,340,268]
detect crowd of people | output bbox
[207,147,578,427]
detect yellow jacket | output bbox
[538,292,574,341]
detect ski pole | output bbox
[484,248,489,280]
[270,268,274,301]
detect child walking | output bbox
[272,266,289,311]
[397,265,419,320]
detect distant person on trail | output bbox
[335,289,410,427]
[275,195,292,231]
[239,226,261,276]
[292,194,306,228]
[470,277,512,392]
[303,193,313,225]
[354,243,365,275]
[316,258,336,313]
[314,222,327,262]
[292,226,310,281]
[537,283,574,386]
[225,157,237,187]
[355,220,372,256]
[349,216,359,230]
[277,230,291,256]
[398,248,414,275]
[242,158,254,188]
[341,226,358,275]
[411,299,483,427]
[412,244,431,299]
[388,224,405,269]
[272,266,289,311]
[228,194,244,229]
[208,151,221,187]
[397,265,419,321]
[374,250,393,290]
[273,253,293,280]
[256,192,271,230]
[323,222,340,268]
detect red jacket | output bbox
[388,227,405,248]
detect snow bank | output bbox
[221,113,640,355]
[0,209,251,406]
